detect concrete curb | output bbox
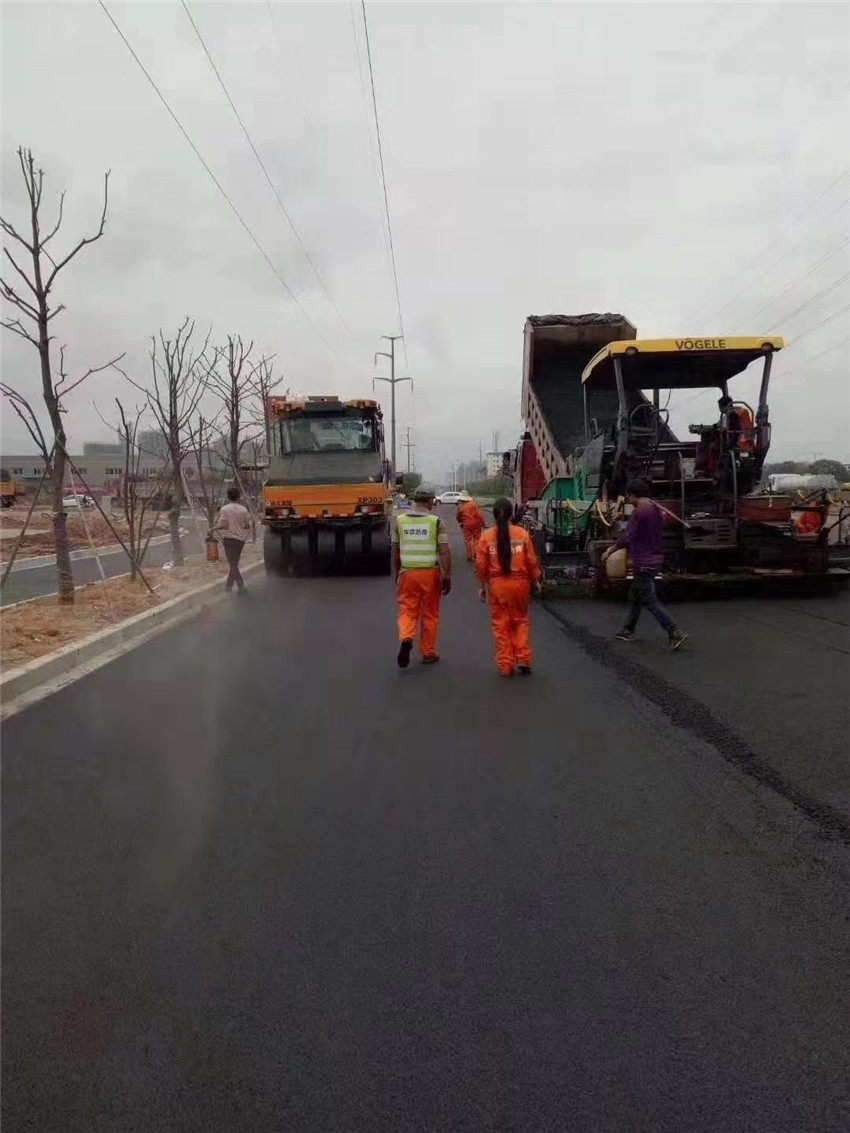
[1,559,263,708]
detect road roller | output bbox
[262,394,393,575]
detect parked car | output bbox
[435,490,471,505]
[62,494,95,509]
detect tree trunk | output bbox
[51,449,75,603]
[169,463,184,566]
[128,519,139,582]
[31,216,76,603]
[168,506,183,566]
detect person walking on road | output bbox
[393,487,452,668]
[457,496,486,562]
[215,486,253,593]
[476,497,542,677]
[601,480,689,650]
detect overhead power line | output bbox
[698,191,850,331]
[97,0,347,368]
[180,0,354,343]
[765,271,850,333]
[787,302,850,348]
[680,166,850,329]
[678,306,850,414]
[676,299,850,411]
[360,1,410,376]
[730,234,850,333]
[778,335,850,380]
[349,0,394,277]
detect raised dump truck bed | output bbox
[520,314,677,496]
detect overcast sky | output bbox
[2,1,849,480]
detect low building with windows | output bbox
[0,449,168,493]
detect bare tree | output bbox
[127,319,210,565]
[0,147,124,602]
[186,415,229,541]
[239,432,268,504]
[249,354,283,456]
[114,399,173,582]
[209,334,258,475]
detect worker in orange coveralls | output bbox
[392,486,452,668]
[476,496,542,677]
[456,496,486,562]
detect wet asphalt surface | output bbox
[2,518,850,1131]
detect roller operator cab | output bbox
[262,396,393,574]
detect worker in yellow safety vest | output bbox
[392,487,452,668]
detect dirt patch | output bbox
[0,544,261,670]
[0,505,172,560]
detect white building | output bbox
[485,451,503,478]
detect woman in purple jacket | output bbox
[602,480,689,651]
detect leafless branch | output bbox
[93,400,122,439]
[55,348,126,400]
[3,247,39,298]
[0,274,39,320]
[0,383,50,461]
[0,214,34,253]
[0,317,39,346]
[186,414,232,535]
[44,170,110,292]
[41,190,66,246]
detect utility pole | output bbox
[373,335,409,478]
[401,426,416,473]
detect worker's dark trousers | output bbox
[223,538,245,591]
[626,570,676,635]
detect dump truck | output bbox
[510,314,844,592]
[0,469,26,508]
[512,313,653,506]
[262,395,393,573]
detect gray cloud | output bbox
[2,1,848,482]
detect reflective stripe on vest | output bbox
[398,513,439,569]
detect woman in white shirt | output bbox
[215,487,253,592]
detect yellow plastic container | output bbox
[605,548,628,579]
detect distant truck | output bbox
[0,468,26,508]
[262,395,393,573]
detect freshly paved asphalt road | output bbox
[1,530,203,606]
[3,521,850,1131]
[544,586,850,825]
